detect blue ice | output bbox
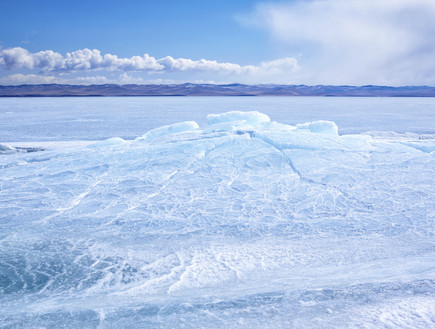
[0,111,434,328]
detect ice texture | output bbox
[0,111,434,328]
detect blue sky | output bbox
[1,0,434,86]
[0,1,272,62]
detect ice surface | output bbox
[0,111,434,328]
[2,96,435,142]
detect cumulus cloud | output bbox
[242,0,435,85]
[0,47,299,77]
[0,48,163,72]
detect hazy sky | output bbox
[1,0,434,86]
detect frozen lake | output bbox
[0,97,434,328]
[1,96,435,142]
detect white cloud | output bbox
[258,58,300,75]
[0,48,163,72]
[0,47,299,79]
[0,73,242,86]
[0,73,115,85]
[66,75,112,85]
[242,0,435,85]
[156,56,243,73]
[0,73,55,84]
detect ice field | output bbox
[0,97,435,328]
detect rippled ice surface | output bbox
[1,109,435,328]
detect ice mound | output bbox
[88,137,126,148]
[1,111,434,328]
[0,143,15,154]
[295,120,338,135]
[136,121,199,141]
[207,111,270,128]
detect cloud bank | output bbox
[0,73,216,86]
[243,0,435,85]
[0,47,299,76]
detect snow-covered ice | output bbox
[0,109,434,328]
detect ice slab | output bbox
[136,121,199,141]
[0,143,15,154]
[88,137,126,148]
[295,120,338,135]
[207,111,270,127]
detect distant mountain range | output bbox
[1,83,435,97]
